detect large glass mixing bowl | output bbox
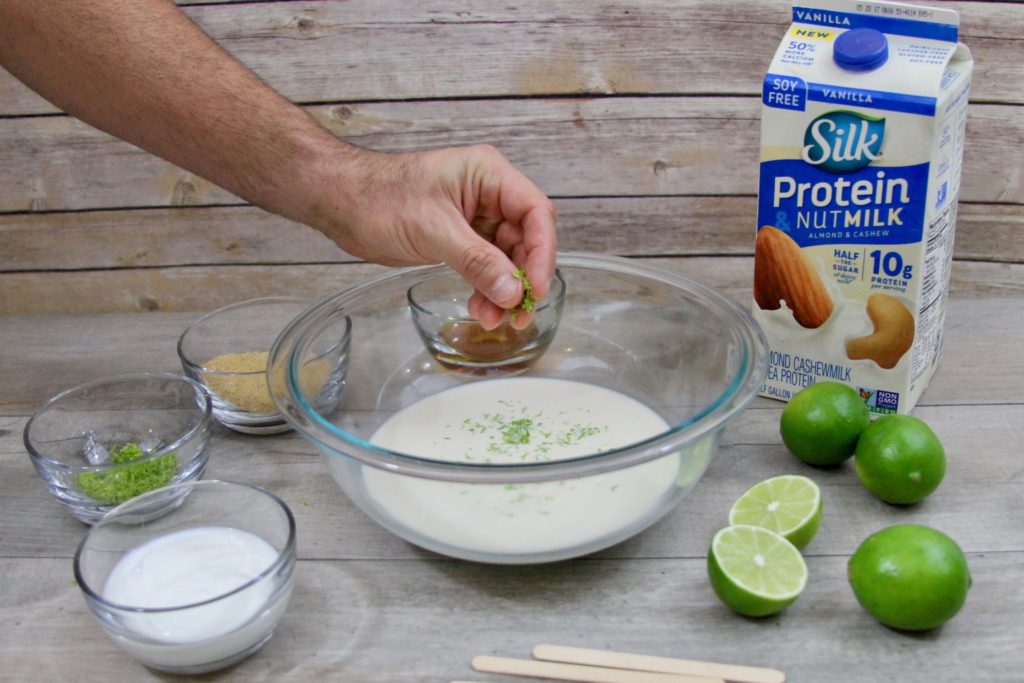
[269,253,767,564]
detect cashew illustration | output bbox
[846,293,915,369]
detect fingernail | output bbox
[491,273,518,305]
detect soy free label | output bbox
[764,73,807,111]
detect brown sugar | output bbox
[203,351,330,413]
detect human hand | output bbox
[309,144,557,330]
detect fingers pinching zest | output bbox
[517,203,557,303]
[438,144,558,328]
[492,159,558,304]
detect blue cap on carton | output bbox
[834,28,889,72]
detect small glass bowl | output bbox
[177,296,350,434]
[408,269,566,372]
[24,372,212,524]
[74,480,296,674]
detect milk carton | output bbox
[754,0,972,414]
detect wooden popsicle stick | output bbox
[532,645,785,683]
[472,655,724,683]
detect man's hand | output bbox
[310,144,557,329]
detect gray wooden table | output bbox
[2,0,1022,680]
[2,264,1023,682]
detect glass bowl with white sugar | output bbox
[269,253,768,564]
[177,296,349,434]
[74,480,296,674]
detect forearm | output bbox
[1,0,557,314]
[0,0,346,227]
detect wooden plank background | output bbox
[2,4,1023,679]
[1,0,1022,315]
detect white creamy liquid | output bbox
[102,526,286,669]
[358,377,682,556]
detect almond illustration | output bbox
[754,226,833,328]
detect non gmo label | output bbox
[860,387,899,414]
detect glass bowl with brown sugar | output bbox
[178,297,349,434]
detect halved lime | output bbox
[707,525,808,617]
[728,475,823,550]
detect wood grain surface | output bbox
[1,296,1023,682]
[2,3,1024,680]
[2,201,1023,273]
[3,256,1024,315]
[3,98,1022,214]
[0,0,1021,315]
[1,0,1020,115]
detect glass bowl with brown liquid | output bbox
[407,270,565,372]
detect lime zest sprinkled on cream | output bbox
[557,425,603,446]
[436,398,614,512]
[502,418,533,444]
[448,399,607,462]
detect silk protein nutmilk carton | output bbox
[753,0,972,414]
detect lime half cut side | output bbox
[708,525,808,617]
[728,475,823,550]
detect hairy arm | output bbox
[0,0,340,226]
[0,0,557,324]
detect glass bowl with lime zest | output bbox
[24,372,212,524]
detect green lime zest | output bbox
[556,424,602,446]
[453,400,606,461]
[110,442,143,464]
[511,268,535,316]
[502,418,533,445]
[76,442,177,504]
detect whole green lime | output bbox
[854,414,945,505]
[848,525,970,631]
[780,382,870,466]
